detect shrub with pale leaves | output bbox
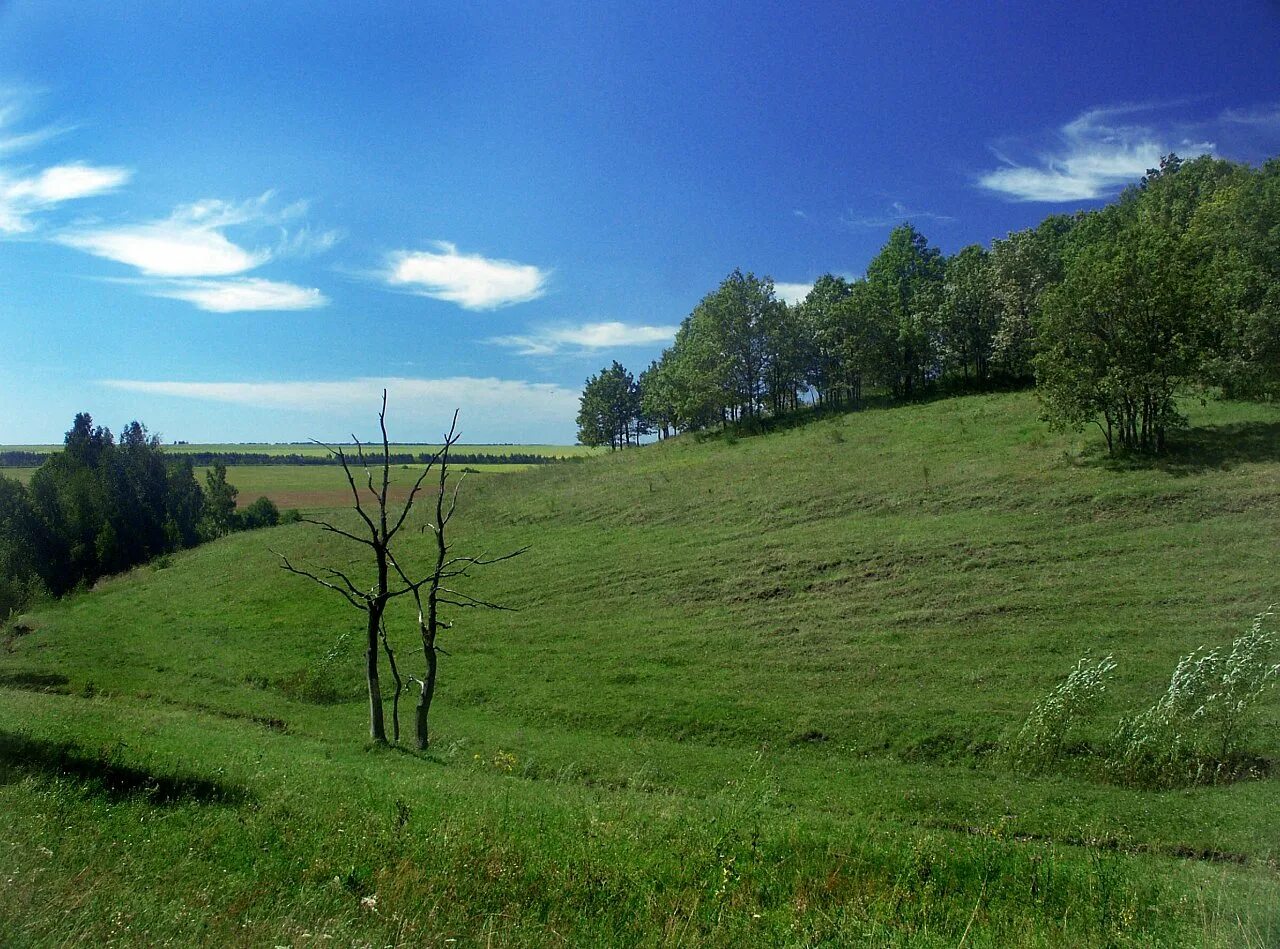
[1009,653,1117,769]
[1110,607,1278,788]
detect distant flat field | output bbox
[1,442,597,458]
[2,463,533,510]
[209,463,534,510]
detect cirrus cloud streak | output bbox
[59,194,335,312]
[978,106,1214,202]
[100,376,581,441]
[147,277,327,313]
[490,320,677,356]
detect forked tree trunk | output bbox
[414,643,438,750]
[366,603,387,743]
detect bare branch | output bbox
[438,587,519,612]
[299,515,376,548]
[272,549,365,611]
[378,389,392,533]
[322,566,366,599]
[352,436,380,506]
[385,550,432,599]
[442,469,467,526]
[443,547,529,570]
[329,444,378,537]
[386,449,443,542]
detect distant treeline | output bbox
[0,414,286,619]
[580,153,1280,454]
[0,450,576,468]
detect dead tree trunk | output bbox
[279,395,525,748]
[379,617,403,743]
[386,412,526,750]
[276,390,442,745]
[366,604,386,742]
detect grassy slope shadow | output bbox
[1093,419,1280,476]
[0,730,250,806]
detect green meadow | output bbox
[2,391,1278,946]
[1,465,537,509]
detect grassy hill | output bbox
[2,391,1278,946]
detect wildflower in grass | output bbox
[360,893,378,911]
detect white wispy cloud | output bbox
[60,193,335,312]
[147,277,327,313]
[386,241,549,310]
[99,376,580,438]
[773,282,813,305]
[61,217,266,276]
[1220,103,1280,129]
[978,106,1215,202]
[275,224,343,259]
[0,165,130,233]
[0,94,130,233]
[490,320,677,356]
[841,201,957,229]
[57,195,292,276]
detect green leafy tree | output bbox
[0,476,49,617]
[939,244,1000,384]
[1190,157,1280,398]
[988,216,1075,380]
[240,496,281,530]
[201,462,239,538]
[638,359,679,439]
[763,300,809,416]
[578,361,643,449]
[799,275,855,407]
[864,224,945,399]
[1037,207,1200,453]
[1037,154,1253,454]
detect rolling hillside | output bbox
[2,391,1278,946]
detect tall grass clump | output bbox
[279,630,359,704]
[1008,653,1116,769]
[1111,607,1279,788]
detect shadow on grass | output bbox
[1083,420,1280,476]
[0,731,250,805]
[0,670,70,693]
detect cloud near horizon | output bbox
[978,106,1215,202]
[490,320,677,356]
[386,241,549,310]
[100,376,580,439]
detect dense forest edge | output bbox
[0,415,289,616]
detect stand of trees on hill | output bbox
[0,413,284,619]
[579,154,1280,453]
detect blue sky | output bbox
[1,1,1279,444]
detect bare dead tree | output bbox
[388,413,526,749]
[275,393,524,747]
[274,390,441,743]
